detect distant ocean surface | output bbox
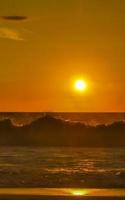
[0,147,125,188]
[0,113,125,188]
[0,112,125,126]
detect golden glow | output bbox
[71,189,88,196]
[74,80,87,91]
[0,1,125,112]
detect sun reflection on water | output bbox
[71,189,88,196]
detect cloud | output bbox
[0,27,24,41]
[1,16,28,21]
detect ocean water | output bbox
[0,147,125,188]
[0,112,125,126]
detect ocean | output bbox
[0,113,125,189]
[0,112,125,126]
[0,147,125,188]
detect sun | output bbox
[74,79,87,91]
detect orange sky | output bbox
[0,0,125,111]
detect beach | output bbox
[0,188,125,200]
[0,196,125,200]
[0,195,125,200]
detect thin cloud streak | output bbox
[0,27,24,41]
[1,16,28,21]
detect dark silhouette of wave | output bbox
[0,114,125,147]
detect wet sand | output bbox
[0,195,125,200]
[0,188,125,199]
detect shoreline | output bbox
[0,195,125,200]
[0,188,125,197]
